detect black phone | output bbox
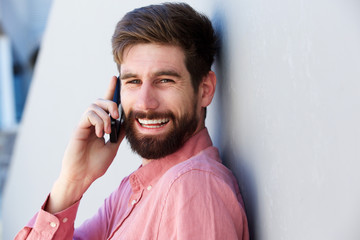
[110,77,122,143]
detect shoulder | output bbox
[168,147,238,187]
[156,147,249,239]
[160,146,242,203]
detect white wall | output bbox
[215,0,360,239]
[3,0,360,239]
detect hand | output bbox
[46,76,124,213]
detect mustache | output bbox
[126,110,176,120]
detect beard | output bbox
[123,104,198,159]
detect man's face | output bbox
[120,43,203,159]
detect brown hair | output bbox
[112,2,217,92]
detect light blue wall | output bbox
[0,0,54,123]
[0,36,16,129]
[0,0,53,64]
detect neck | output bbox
[142,158,152,166]
[141,124,206,166]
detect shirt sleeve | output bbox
[158,169,249,240]
[15,176,131,240]
[14,195,80,240]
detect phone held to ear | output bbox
[110,77,122,143]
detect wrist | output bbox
[45,178,86,214]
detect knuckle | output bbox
[88,103,98,111]
[95,98,104,104]
[85,109,95,118]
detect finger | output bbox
[87,103,112,134]
[93,98,119,119]
[105,122,126,148]
[104,76,118,101]
[86,110,106,138]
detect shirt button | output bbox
[50,222,57,228]
[62,217,68,223]
[131,199,137,205]
[147,185,152,191]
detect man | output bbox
[16,3,249,239]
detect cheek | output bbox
[173,94,197,116]
[121,91,133,115]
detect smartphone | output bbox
[110,77,122,143]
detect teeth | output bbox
[138,118,169,126]
[141,124,163,129]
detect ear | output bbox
[199,71,217,107]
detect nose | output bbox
[135,82,159,110]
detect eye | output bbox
[159,79,174,83]
[127,79,141,84]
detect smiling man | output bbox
[16,3,249,240]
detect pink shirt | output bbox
[16,128,249,239]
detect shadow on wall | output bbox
[212,11,258,240]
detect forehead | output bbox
[121,43,187,76]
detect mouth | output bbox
[137,118,170,129]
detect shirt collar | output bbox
[129,128,213,192]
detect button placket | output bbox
[129,188,145,208]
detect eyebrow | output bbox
[154,70,181,78]
[120,70,182,80]
[120,73,137,80]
